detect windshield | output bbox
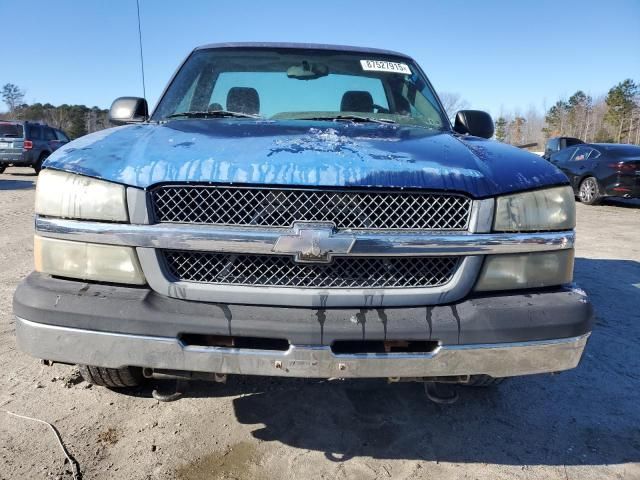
[0,123,23,138]
[152,48,448,130]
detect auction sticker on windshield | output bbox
[360,60,411,74]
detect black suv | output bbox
[0,121,70,174]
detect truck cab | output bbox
[13,43,592,398]
[543,136,585,160]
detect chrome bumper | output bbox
[16,317,589,379]
[35,216,575,257]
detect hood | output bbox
[44,120,567,198]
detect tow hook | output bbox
[143,369,227,402]
[388,376,469,404]
[423,382,459,404]
[152,380,188,402]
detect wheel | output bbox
[0,165,6,174]
[34,154,49,174]
[578,176,602,205]
[78,365,143,388]
[463,375,505,387]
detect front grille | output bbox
[151,186,472,230]
[163,251,460,289]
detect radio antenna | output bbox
[136,0,147,101]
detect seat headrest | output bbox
[340,91,374,112]
[226,87,260,115]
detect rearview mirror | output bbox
[287,61,329,80]
[453,110,494,139]
[109,97,149,125]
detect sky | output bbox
[1,0,639,118]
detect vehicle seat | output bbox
[340,91,374,112]
[226,87,260,115]
[208,102,223,111]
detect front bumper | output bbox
[14,273,593,378]
[16,317,589,378]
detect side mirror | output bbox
[109,97,149,125]
[453,110,494,139]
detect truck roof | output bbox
[193,42,412,59]
[548,136,584,141]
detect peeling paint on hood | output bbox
[44,119,568,197]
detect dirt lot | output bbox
[0,166,639,480]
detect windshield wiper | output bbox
[300,115,396,124]
[165,110,262,120]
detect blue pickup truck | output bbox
[13,43,592,401]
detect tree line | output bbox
[492,79,639,149]
[3,79,640,147]
[1,83,109,139]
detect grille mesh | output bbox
[151,186,471,230]
[163,251,460,289]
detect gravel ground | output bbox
[1,166,639,480]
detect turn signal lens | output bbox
[34,236,145,285]
[474,249,574,292]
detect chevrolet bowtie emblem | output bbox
[273,223,355,263]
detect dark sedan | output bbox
[549,143,640,204]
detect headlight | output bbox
[474,249,574,292]
[34,236,146,285]
[494,186,575,232]
[36,169,128,222]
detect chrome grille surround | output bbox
[34,194,577,308]
[163,251,460,289]
[151,185,472,230]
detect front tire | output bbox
[578,176,602,205]
[78,365,143,388]
[0,165,6,174]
